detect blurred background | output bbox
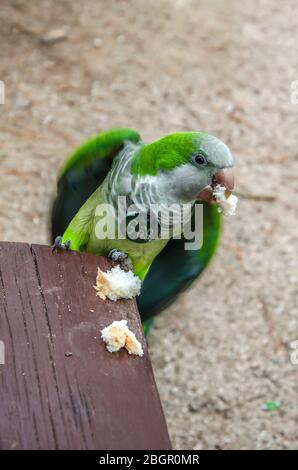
[0,0,297,449]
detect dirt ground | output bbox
[0,0,297,450]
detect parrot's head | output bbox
[131,132,234,204]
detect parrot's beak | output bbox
[197,168,234,203]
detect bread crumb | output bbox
[101,320,127,352]
[94,265,141,301]
[125,330,144,356]
[213,184,238,216]
[101,320,144,356]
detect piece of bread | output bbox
[213,184,238,216]
[94,265,141,301]
[101,320,144,357]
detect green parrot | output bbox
[51,128,234,322]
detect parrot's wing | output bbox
[51,128,140,241]
[137,202,221,321]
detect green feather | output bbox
[59,128,140,179]
[131,132,203,176]
[51,128,140,241]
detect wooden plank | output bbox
[0,242,171,450]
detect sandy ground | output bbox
[0,0,297,450]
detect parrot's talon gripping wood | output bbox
[108,249,133,271]
[52,235,63,252]
[108,249,128,262]
[52,235,71,252]
[64,239,71,250]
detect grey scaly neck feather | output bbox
[104,142,193,237]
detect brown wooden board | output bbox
[0,242,171,450]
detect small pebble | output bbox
[41,28,68,45]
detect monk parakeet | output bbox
[51,128,234,321]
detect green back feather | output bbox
[51,128,140,240]
[59,128,140,178]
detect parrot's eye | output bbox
[193,153,207,166]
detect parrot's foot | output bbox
[108,249,133,271]
[52,236,71,252]
[108,249,128,262]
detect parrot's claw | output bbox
[108,249,133,271]
[64,239,71,250]
[52,236,71,252]
[108,249,128,262]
